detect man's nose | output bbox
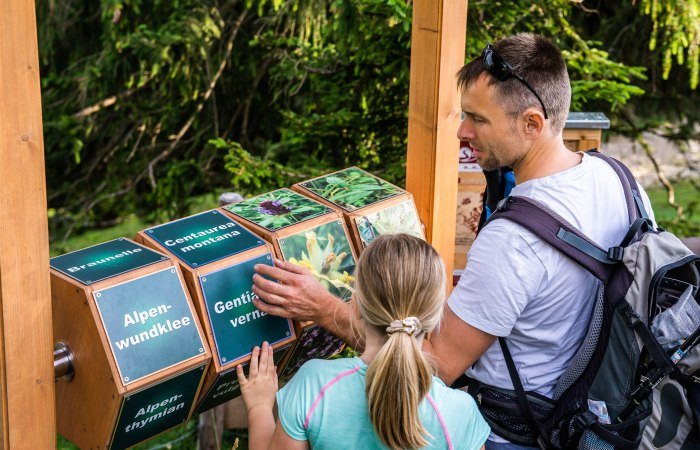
[457,118,475,140]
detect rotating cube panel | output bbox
[136,209,296,413]
[221,189,357,378]
[292,167,424,253]
[51,238,210,449]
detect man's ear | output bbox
[523,108,546,137]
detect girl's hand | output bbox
[237,341,278,414]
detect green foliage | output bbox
[301,168,402,211]
[38,0,697,244]
[640,0,700,88]
[646,181,700,237]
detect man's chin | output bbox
[476,159,499,171]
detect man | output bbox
[252,33,654,448]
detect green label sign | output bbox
[145,210,264,268]
[94,267,206,385]
[50,238,166,285]
[200,254,294,368]
[279,324,345,382]
[110,364,205,450]
[194,343,290,414]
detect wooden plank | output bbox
[406,0,468,287]
[0,0,55,447]
[52,273,120,448]
[563,129,602,151]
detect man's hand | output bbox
[252,258,337,324]
[237,342,278,415]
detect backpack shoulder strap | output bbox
[486,196,617,283]
[587,151,649,223]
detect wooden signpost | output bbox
[406,0,468,286]
[135,210,296,413]
[221,189,357,380]
[50,238,211,449]
[292,167,424,252]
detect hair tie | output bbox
[386,317,422,336]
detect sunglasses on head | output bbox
[481,43,549,119]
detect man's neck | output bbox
[513,136,581,183]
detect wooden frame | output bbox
[563,128,603,152]
[406,0,468,288]
[0,0,55,447]
[0,0,470,444]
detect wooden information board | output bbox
[136,210,296,413]
[50,239,210,449]
[94,268,207,385]
[221,191,356,377]
[109,364,206,449]
[50,237,167,285]
[292,167,424,253]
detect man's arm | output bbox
[252,258,365,351]
[424,306,496,386]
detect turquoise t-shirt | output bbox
[276,357,489,449]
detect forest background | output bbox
[40,0,699,247]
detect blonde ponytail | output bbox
[355,234,446,449]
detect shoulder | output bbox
[427,378,490,447]
[429,377,476,410]
[276,357,363,439]
[284,357,363,393]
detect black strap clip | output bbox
[572,410,598,431]
[619,302,642,327]
[496,196,513,212]
[607,246,624,262]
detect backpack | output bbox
[466,151,700,449]
[478,167,515,231]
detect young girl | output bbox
[237,233,489,449]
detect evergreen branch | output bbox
[147,6,250,188]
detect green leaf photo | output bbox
[224,188,332,231]
[300,167,403,211]
[279,221,356,301]
[356,200,423,247]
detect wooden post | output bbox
[406,0,468,284]
[0,0,55,447]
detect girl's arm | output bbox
[237,342,309,450]
[268,418,310,450]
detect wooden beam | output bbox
[406,0,468,285]
[0,0,56,447]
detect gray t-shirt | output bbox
[448,153,655,397]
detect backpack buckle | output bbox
[496,197,513,212]
[572,411,598,431]
[607,246,624,262]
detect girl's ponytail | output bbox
[355,234,446,450]
[365,328,433,449]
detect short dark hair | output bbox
[458,33,571,134]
